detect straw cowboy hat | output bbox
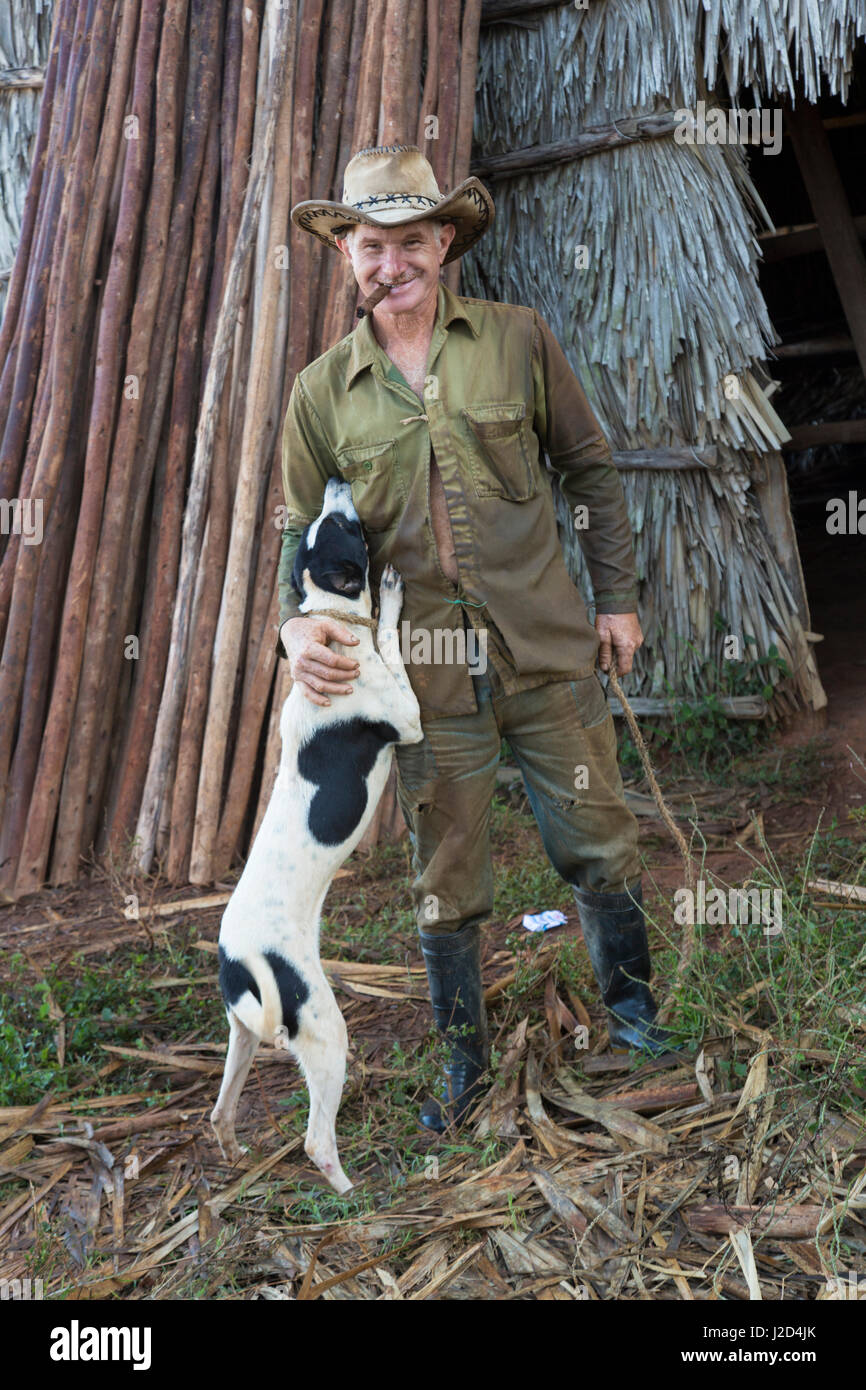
[291,143,494,264]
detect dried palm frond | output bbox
[701,0,866,105]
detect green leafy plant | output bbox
[619,617,791,779]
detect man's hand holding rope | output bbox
[595,611,644,676]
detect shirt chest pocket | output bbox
[462,402,537,502]
[335,439,403,532]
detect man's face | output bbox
[335,220,457,314]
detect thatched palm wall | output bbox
[463,0,846,715]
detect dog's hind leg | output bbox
[295,997,352,1194]
[211,1012,258,1163]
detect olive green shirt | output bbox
[275,282,638,720]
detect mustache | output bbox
[356,273,419,319]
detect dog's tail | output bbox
[243,956,284,1043]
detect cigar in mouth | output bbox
[356,277,414,318]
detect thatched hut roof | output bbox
[701,0,866,104]
[464,0,846,715]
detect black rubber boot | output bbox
[572,881,677,1056]
[418,921,489,1133]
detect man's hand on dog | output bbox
[595,612,643,677]
[281,616,361,706]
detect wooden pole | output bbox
[159,0,261,879]
[1,0,487,891]
[0,0,126,895]
[51,0,221,887]
[445,0,482,293]
[381,0,412,143]
[99,81,222,867]
[316,0,366,349]
[3,0,147,872]
[189,3,300,882]
[416,0,438,158]
[0,0,84,604]
[134,0,298,874]
[432,0,460,190]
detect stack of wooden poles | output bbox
[0,0,482,899]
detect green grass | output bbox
[650,823,866,1125]
[0,928,224,1107]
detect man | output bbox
[276,144,671,1134]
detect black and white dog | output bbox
[211,479,423,1192]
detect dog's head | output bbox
[291,478,369,604]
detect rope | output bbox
[604,653,697,1000]
[302,608,378,631]
[302,608,380,651]
[606,655,695,890]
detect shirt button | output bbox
[364,461,373,471]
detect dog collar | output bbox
[302,608,380,651]
[302,609,377,630]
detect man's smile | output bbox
[376,274,418,289]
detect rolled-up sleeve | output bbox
[531,312,638,614]
[275,374,337,656]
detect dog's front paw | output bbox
[380,563,403,599]
[378,564,404,625]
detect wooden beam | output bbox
[611,446,716,470]
[0,67,45,90]
[758,214,866,263]
[481,0,564,20]
[752,452,811,630]
[784,92,866,383]
[773,335,854,357]
[607,695,767,720]
[823,111,866,130]
[470,112,680,179]
[783,420,866,450]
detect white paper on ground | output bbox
[521,909,567,933]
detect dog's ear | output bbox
[320,561,364,598]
